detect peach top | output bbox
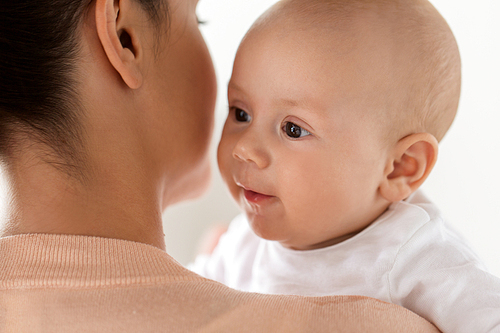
[0,234,439,332]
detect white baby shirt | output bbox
[190,191,500,333]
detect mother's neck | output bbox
[0,144,166,250]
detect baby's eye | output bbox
[283,122,311,138]
[197,17,207,25]
[233,108,251,122]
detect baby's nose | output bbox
[232,132,270,169]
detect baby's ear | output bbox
[379,133,438,203]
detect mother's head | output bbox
[0,0,216,247]
[0,0,216,206]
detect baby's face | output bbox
[218,22,392,250]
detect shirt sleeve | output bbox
[388,217,500,333]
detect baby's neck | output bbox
[282,206,391,251]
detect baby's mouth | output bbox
[243,189,274,204]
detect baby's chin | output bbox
[243,213,307,249]
[245,215,360,251]
[244,212,283,240]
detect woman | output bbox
[0,0,438,331]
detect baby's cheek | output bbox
[285,173,335,221]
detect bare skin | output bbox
[0,0,216,250]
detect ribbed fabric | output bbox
[0,234,197,289]
[0,234,440,332]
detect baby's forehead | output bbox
[247,1,402,67]
[235,6,399,115]
[240,7,398,98]
[256,1,390,38]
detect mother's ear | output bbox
[95,0,143,89]
[379,133,438,203]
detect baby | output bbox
[191,0,500,332]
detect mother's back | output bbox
[0,234,438,332]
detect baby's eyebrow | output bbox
[228,82,319,113]
[227,82,243,92]
[279,98,299,107]
[277,97,320,111]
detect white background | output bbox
[163,0,500,278]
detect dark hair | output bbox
[0,0,166,172]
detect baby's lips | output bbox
[243,189,274,203]
[235,180,270,196]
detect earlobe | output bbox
[379,133,438,202]
[95,0,143,89]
